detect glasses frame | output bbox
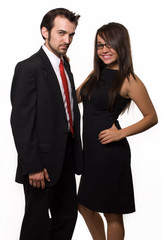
[96,43,111,50]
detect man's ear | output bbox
[41,27,49,39]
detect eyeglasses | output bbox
[96,43,111,50]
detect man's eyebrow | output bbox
[57,29,67,33]
[57,29,75,36]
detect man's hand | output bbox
[29,168,50,189]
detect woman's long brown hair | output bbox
[80,22,135,111]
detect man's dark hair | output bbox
[40,8,80,39]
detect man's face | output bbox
[42,16,76,58]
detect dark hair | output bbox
[40,8,80,39]
[81,22,135,111]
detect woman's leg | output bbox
[104,213,124,240]
[78,204,106,240]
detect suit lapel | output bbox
[63,58,78,117]
[38,48,67,120]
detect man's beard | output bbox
[48,33,68,57]
[48,40,63,57]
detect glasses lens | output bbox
[96,44,104,50]
[105,44,111,49]
[96,43,111,50]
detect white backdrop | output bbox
[0,0,161,239]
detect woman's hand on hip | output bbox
[98,124,124,144]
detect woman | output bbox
[76,22,158,240]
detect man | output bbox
[10,8,82,240]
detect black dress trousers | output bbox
[20,133,77,240]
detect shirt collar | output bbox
[42,45,62,70]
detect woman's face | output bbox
[97,34,119,70]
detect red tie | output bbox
[59,59,74,136]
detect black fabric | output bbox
[20,133,77,240]
[78,68,135,214]
[10,47,83,240]
[10,48,83,186]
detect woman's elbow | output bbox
[151,112,158,127]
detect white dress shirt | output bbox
[42,45,74,130]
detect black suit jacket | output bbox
[11,47,83,186]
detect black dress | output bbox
[78,68,135,214]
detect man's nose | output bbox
[64,35,70,44]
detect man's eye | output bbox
[69,33,75,38]
[59,31,65,35]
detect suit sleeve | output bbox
[10,62,43,175]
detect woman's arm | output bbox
[99,74,158,144]
[76,85,83,103]
[76,71,94,103]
